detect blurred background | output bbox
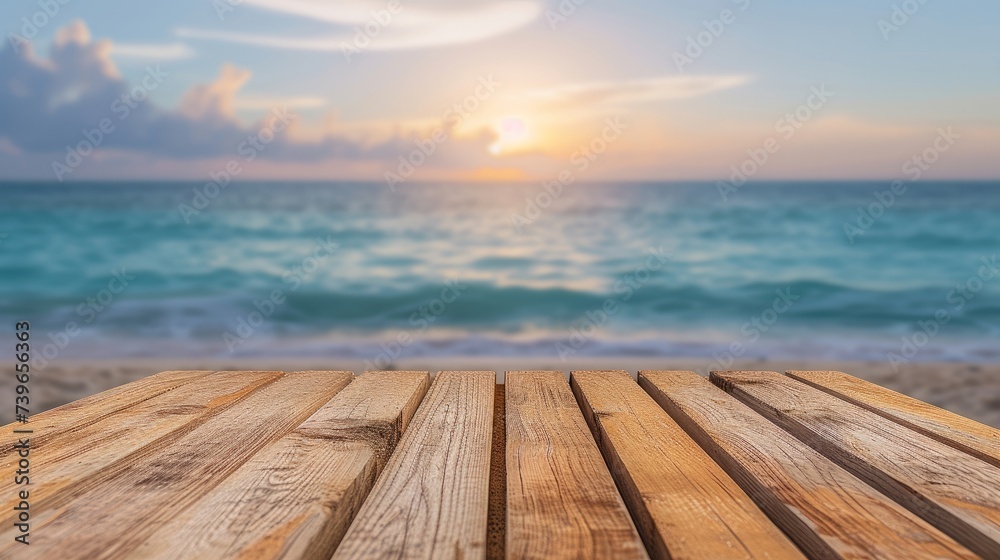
[0,1,998,424]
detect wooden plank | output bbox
[642,370,976,560]
[573,370,802,560]
[130,370,429,559]
[506,370,648,560]
[0,369,211,453]
[787,370,1000,469]
[334,371,495,560]
[712,370,1000,558]
[0,370,353,559]
[0,370,280,527]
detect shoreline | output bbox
[5,356,999,428]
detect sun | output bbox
[489,116,531,155]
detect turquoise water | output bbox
[2,181,998,365]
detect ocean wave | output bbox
[3,181,999,363]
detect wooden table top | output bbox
[2,367,999,559]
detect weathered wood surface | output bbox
[0,369,211,454]
[0,370,280,529]
[506,370,647,560]
[573,370,802,560]
[132,370,429,559]
[787,370,1000,469]
[642,370,976,560]
[3,371,353,559]
[712,370,1000,558]
[6,367,1000,559]
[334,371,495,560]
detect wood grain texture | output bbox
[1,370,353,559]
[712,370,1000,558]
[787,370,1000,469]
[573,370,802,560]
[506,370,648,560]
[0,370,280,529]
[130,370,429,559]
[642,370,976,560]
[0,369,211,454]
[334,371,495,560]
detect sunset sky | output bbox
[1,0,998,182]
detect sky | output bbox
[1,0,998,182]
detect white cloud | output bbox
[111,43,196,61]
[175,0,542,52]
[528,75,753,108]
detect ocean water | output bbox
[2,181,999,366]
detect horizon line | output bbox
[1,178,999,186]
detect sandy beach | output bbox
[7,357,1000,429]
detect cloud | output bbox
[175,0,542,52]
[0,21,497,172]
[233,96,328,110]
[50,20,121,82]
[111,43,196,61]
[178,64,252,120]
[528,75,752,108]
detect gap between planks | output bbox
[0,370,281,529]
[786,370,1000,469]
[1,371,354,559]
[712,370,1000,559]
[641,370,976,560]
[334,371,495,560]
[573,370,803,560]
[130,370,429,559]
[506,370,648,560]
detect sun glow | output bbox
[489,116,532,155]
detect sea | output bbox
[2,181,998,366]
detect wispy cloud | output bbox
[527,75,753,108]
[233,96,328,110]
[175,0,542,51]
[111,43,196,61]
